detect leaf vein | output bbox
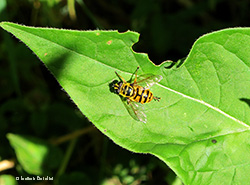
[157,83,250,128]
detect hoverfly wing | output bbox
[136,74,162,89]
[124,99,147,123]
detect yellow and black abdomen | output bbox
[130,85,154,104]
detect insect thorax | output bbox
[120,83,134,97]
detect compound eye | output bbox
[112,80,118,84]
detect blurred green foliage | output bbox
[0,0,250,184]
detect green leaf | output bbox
[0,175,18,185]
[7,133,63,176]
[1,22,250,184]
[0,0,6,14]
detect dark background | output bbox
[1,0,250,184]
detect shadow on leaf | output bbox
[240,98,250,108]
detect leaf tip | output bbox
[0,21,15,30]
[0,21,7,28]
[6,133,14,142]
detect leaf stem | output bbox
[54,138,77,184]
[51,126,95,145]
[77,0,105,29]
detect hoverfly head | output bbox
[113,81,123,94]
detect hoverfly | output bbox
[113,67,162,123]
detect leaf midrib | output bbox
[158,83,250,129]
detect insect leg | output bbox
[153,96,161,101]
[115,71,127,83]
[132,67,139,84]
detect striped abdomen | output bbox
[130,85,153,104]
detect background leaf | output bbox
[0,175,18,185]
[1,22,250,184]
[7,133,63,176]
